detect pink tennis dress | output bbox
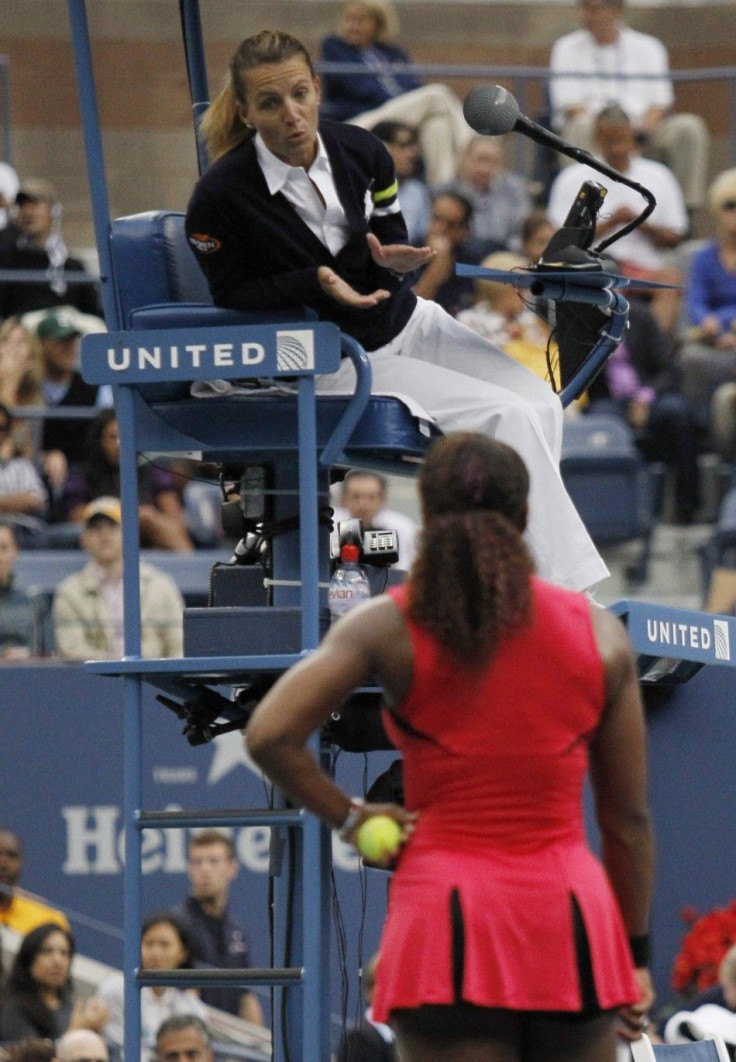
[371,578,640,1021]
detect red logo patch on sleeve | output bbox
[188,233,221,253]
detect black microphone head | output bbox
[463,85,520,136]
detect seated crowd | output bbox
[0,828,267,1061]
[0,0,733,655]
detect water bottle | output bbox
[328,543,370,623]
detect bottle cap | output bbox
[340,543,360,563]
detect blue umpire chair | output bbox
[81,208,442,1062]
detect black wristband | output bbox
[629,933,651,967]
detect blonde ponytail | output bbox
[199,77,251,163]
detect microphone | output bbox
[464,84,585,158]
[462,85,656,254]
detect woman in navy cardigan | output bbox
[319,0,471,186]
[185,29,609,596]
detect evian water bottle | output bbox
[328,543,370,623]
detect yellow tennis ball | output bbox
[357,815,402,862]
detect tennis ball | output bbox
[357,815,402,862]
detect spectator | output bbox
[0,163,19,233]
[520,210,555,265]
[370,121,431,245]
[97,913,207,1062]
[0,923,109,1043]
[0,318,44,459]
[0,404,48,548]
[457,251,560,389]
[33,310,112,531]
[36,310,109,467]
[0,522,43,657]
[336,952,398,1062]
[547,104,687,334]
[587,302,701,525]
[55,1030,108,1062]
[441,136,532,255]
[331,469,419,571]
[63,410,194,552]
[0,829,69,934]
[678,168,736,439]
[662,945,736,1048]
[5,1040,56,1062]
[174,830,263,1025]
[0,179,103,321]
[318,1,471,186]
[548,0,709,212]
[52,497,185,660]
[411,190,479,317]
[155,1017,212,1062]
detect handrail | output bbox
[0,268,100,283]
[319,334,374,468]
[317,59,736,166]
[317,60,736,83]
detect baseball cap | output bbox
[82,497,122,526]
[36,311,82,342]
[16,177,57,205]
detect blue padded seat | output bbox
[561,413,654,543]
[110,211,212,322]
[107,211,441,464]
[560,412,657,582]
[108,211,315,400]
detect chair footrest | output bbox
[137,808,303,829]
[138,967,303,988]
[183,606,330,656]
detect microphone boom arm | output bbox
[463,84,657,254]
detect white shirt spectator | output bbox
[0,455,47,506]
[547,154,687,271]
[0,163,19,231]
[549,25,673,130]
[97,974,209,1062]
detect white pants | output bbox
[318,298,609,592]
[347,84,473,187]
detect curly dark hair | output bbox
[407,433,535,664]
[4,923,75,1039]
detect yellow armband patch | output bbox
[373,180,398,203]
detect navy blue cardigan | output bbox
[185,120,417,352]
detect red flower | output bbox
[671,899,736,996]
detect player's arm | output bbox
[588,607,655,1031]
[246,597,413,834]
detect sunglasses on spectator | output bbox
[720,200,736,210]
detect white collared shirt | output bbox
[255,132,350,256]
